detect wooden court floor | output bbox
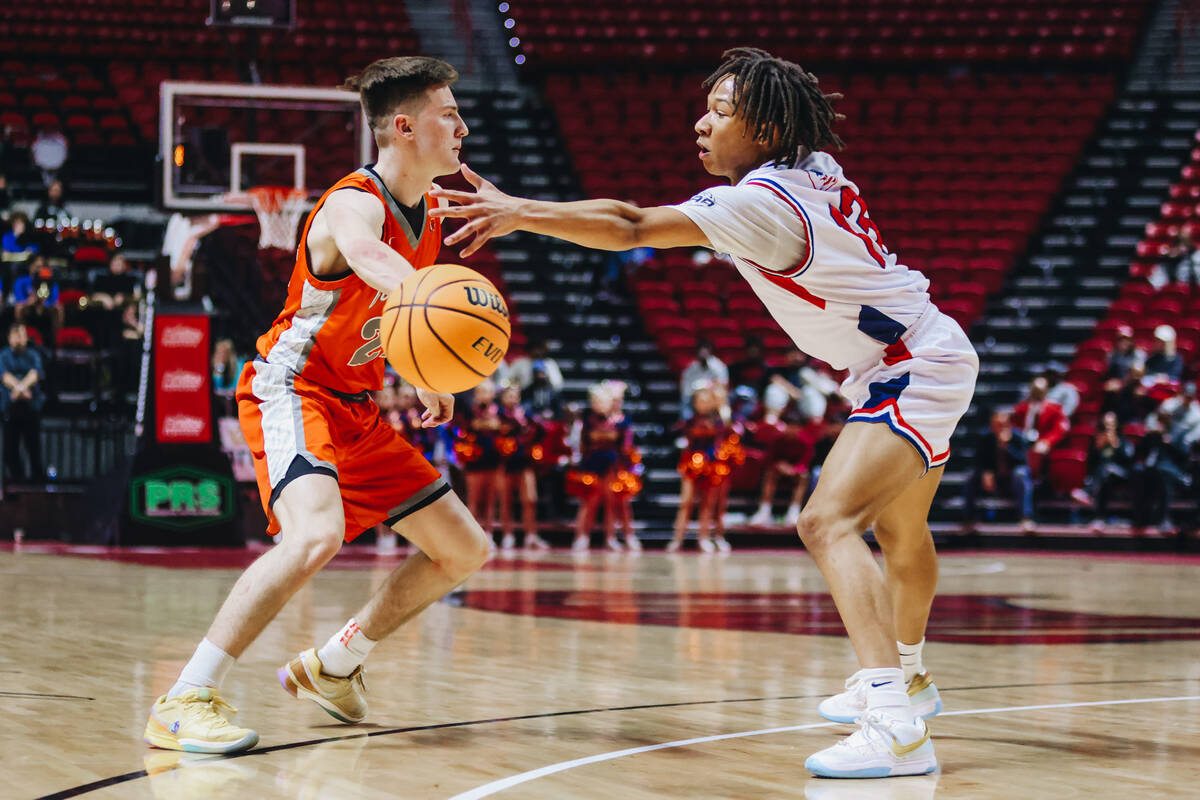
[3,543,1199,799]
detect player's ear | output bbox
[394,112,415,140]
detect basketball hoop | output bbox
[224,186,308,251]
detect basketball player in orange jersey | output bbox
[432,48,979,778]
[143,57,492,754]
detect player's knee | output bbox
[454,533,492,577]
[877,524,934,576]
[795,507,859,551]
[440,520,492,578]
[280,509,344,570]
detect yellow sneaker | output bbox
[277,648,367,724]
[143,688,259,754]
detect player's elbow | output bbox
[342,237,387,266]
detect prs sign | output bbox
[129,466,235,530]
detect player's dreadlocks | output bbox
[704,47,845,168]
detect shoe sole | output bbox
[804,755,938,779]
[144,727,259,754]
[277,665,364,724]
[819,697,942,724]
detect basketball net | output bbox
[226,186,308,251]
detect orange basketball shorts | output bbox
[236,359,449,540]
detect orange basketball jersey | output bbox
[253,167,444,394]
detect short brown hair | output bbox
[342,57,458,142]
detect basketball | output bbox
[381,264,511,393]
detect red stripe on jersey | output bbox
[883,338,913,365]
[850,397,935,455]
[748,263,827,309]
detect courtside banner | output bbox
[155,313,212,444]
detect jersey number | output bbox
[348,317,383,366]
[829,187,888,268]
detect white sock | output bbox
[859,666,914,723]
[785,503,801,517]
[898,638,925,683]
[168,638,235,699]
[316,618,378,677]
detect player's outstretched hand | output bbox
[416,388,454,427]
[429,164,523,258]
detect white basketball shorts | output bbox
[841,306,979,472]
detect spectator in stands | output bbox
[768,350,839,422]
[1158,382,1200,452]
[1130,407,1192,533]
[965,409,1034,529]
[729,335,767,395]
[211,338,245,401]
[34,179,68,222]
[1109,363,1152,425]
[1070,412,1133,523]
[524,362,563,418]
[0,323,45,483]
[1012,376,1069,477]
[1145,324,1184,383]
[1157,229,1200,288]
[747,408,816,528]
[89,251,141,310]
[2,211,38,259]
[12,254,62,346]
[1104,326,1143,388]
[499,339,563,392]
[1042,365,1079,419]
[679,339,728,416]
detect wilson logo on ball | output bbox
[380,264,511,394]
[463,286,509,319]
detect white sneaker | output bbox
[748,506,773,526]
[698,538,716,553]
[805,710,936,778]
[500,533,516,551]
[783,504,802,527]
[713,536,731,552]
[571,535,590,552]
[819,670,942,724]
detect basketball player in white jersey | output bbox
[431,47,977,778]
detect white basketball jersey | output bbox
[672,152,932,371]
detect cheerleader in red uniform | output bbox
[455,380,503,540]
[668,385,744,553]
[606,380,643,551]
[496,383,550,551]
[568,383,625,551]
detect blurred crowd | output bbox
[1,176,142,484]
[968,323,1199,533]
